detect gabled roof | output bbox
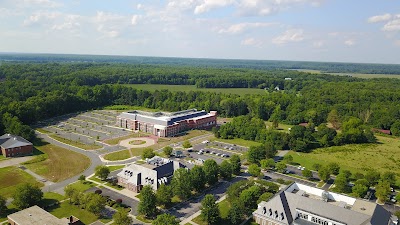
[0,134,32,149]
[254,184,392,225]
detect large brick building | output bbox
[0,134,33,157]
[116,109,217,137]
[253,182,397,225]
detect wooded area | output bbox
[0,61,399,141]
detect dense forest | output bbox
[0,61,400,141]
[2,53,400,74]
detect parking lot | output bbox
[36,110,131,153]
[173,140,249,165]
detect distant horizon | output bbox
[1,51,400,66]
[1,1,399,64]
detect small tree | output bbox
[365,170,381,186]
[318,166,331,182]
[230,154,241,175]
[86,193,106,216]
[203,159,219,185]
[352,184,368,198]
[228,200,245,225]
[142,147,156,159]
[381,171,396,186]
[275,161,287,173]
[260,158,275,170]
[248,164,261,177]
[182,140,192,149]
[152,213,179,225]
[64,185,78,204]
[171,168,193,200]
[0,195,6,213]
[219,160,232,180]
[78,175,86,182]
[163,146,173,157]
[156,184,173,207]
[12,183,43,209]
[138,185,157,218]
[327,163,340,175]
[113,209,133,225]
[201,194,220,225]
[375,181,391,203]
[95,165,110,180]
[302,169,313,179]
[283,155,293,164]
[191,165,206,192]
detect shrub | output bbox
[95,189,102,195]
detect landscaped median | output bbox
[49,134,102,150]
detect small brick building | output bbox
[0,134,33,157]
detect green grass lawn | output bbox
[121,84,267,96]
[50,134,102,150]
[212,137,261,147]
[36,128,52,134]
[89,176,105,183]
[67,181,97,192]
[24,141,90,182]
[265,121,293,132]
[104,182,125,190]
[48,201,99,224]
[286,136,400,180]
[0,166,44,198]
[103,149,131,161]
[0,155,7,161]
[192,199,232,225]
[107,165,125,171]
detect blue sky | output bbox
[0,0,399,64]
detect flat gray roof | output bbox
[7,205,67,225]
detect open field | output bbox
[122,84,267,95]
[212,137,261,147]
[0,166,44,198]
[293,69,400,79]
[103,149,131,161]
[265,121,293,132]
[24,141,90,182]
[286,136,400,181]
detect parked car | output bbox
[229,147,234,150]
[216,153,221,156]
[223,154,230,158]
[205,150,210,153]
[210,151,215,154]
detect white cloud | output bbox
[137,4,143,10]
[20,0,63,8]
[23,11,61,26]
[313,40,324,48]
[272,29,304,44]
[51,14,81,31]
[344,39,355,46]
[395,40,400,47]
[95,11,124,23]
[367,13,392,23]
[218,22,276,34]
[194,0,233,14]
[382,18,400,31]
[238,0,324,16]
[241,37,262,46]
[131,15,140,25]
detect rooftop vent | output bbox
[360,207,366,211]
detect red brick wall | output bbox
[3,145,33,158]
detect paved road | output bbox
[0,156,34,168]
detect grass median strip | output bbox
[104,149,131,161]
[50,134,102,150]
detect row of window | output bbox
[298,212,341,225]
